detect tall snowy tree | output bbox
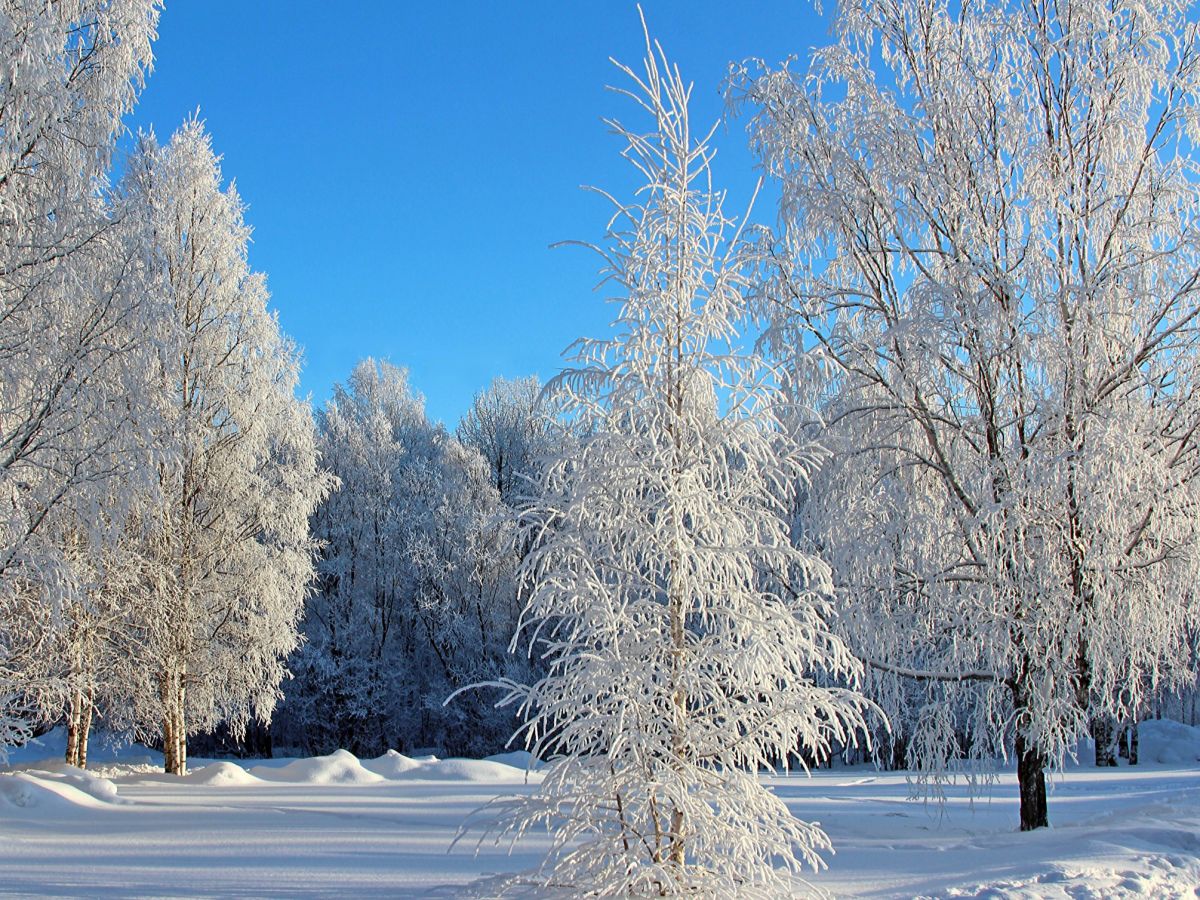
[735,0,1200,829]
[479,22,870,894]
[0,0,160,754]
[112,120,333,775]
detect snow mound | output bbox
[484,750,538,771]
[7,762,124,804]
[362,750,424,778]
[350,751,528,782]
[0,771,120,811]
[402,757,530,782]
[1138,719,1200,765]
[249,749,383,785]
[183,761,263,786]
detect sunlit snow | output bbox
[2,724,1197,898]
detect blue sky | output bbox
[125,2,829,426]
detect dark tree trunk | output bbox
[891,735,908,772]
[1015,732,1048,831]
[1091,715,1118,767]
[1120,721,1139,765]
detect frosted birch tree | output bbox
[735,0,1200,829]
[479,21,870,895]
[113,120,333,775]
[0,0,160,754]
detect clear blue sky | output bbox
[124,2,829,426]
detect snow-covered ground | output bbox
[1,723,1198,898]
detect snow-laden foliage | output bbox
[275,360,529,758]
[457,376,555,508]
[0,0,161,754]
[476,22,871,896]
[734,0,1200,828]
[100,121,333,774]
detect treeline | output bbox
[272,367,553,759]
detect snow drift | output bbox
[0,769,124,811]
[1138,719,1200,765]
[250,749,384,785]
[183,761,263,786]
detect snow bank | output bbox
[7,761,125,804]
[376,757,531,782]
[0,770,124,810]
[418,758,529,782]
[361,749,425,778]
[1138,719,1200,765]
[249,749,384,785]
[363,750,533,782]
[485,750,538,771]
[348,753,535,782]
[183,761,263,786]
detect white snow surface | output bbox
[249,749,386,785]
[181,761,263,787]
[361,748,426,778]
[0,721,1196,897]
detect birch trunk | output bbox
[65,691,82,768]
[161,666,187,776]
[65,688,95,768]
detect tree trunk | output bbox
[161,667,187,776]
[76,691,93,769]
[1091,715,1118,767]
[1122,721,1139,765]
[65,688,94,768]
[66,691,81,768]
[175,670,188,775]
[162,672,177,776]
[1015,732,1048,830]
[667,583,687,869]
[1011,653,1049,829]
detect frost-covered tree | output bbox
[735,0,1200,829]
[480,23,870,895]
[0,0,160,754]
[112,120,332,775]
[276,360,526,758]
[457,376,553,507]
[51,504,157,769]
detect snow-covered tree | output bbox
[276,360,526,758]
[479,22,871,894]
[111,120,332,775]
[0,0,160,754]
[457,376,553,507]
[735,0,1200,829]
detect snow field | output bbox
[0,721,1197,897]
